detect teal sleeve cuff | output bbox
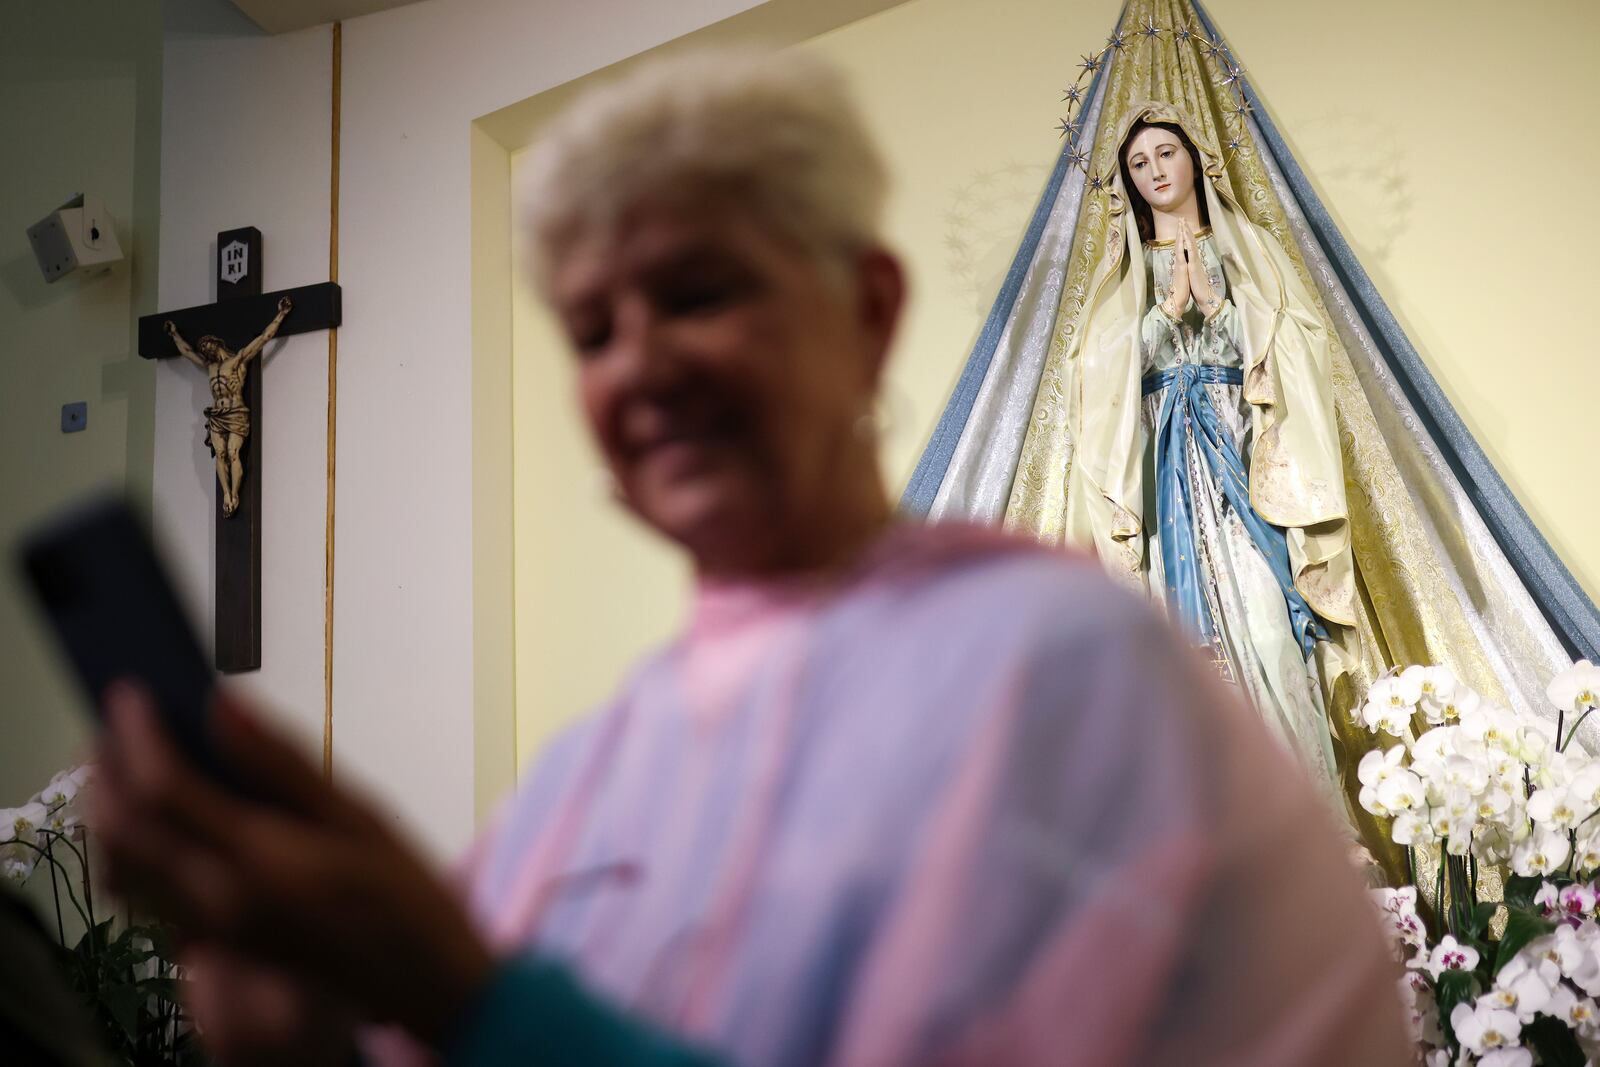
[442,955,732,1067]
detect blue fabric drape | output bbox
[1144,363,1326,656]
[899,62,1110,517]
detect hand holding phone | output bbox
[19,495,235,791]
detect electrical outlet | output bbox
[61,401,87,433]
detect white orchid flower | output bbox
[1522,936,1568,988]
[1358,745,1407,787]
[1560,884,1599,922]
[1376,770,1427,814]
[1535,882,1562,917]
[1399,970,1424,1008]
[1412,666,1460,721]
[1442,753,1491,795]
[1428,684,1479,727]
[1426,789,1478,854]
[1528,786,1585,832]
[1529,926,1600,995]
[1567,930,1600,997]
[1393,911,1426,951]
[1413,725,1460,763]
[1476,1048,1532,1067]
[1475,824,1516,866]
[1568,762,1600,811]
[1,853,34,885]
[1399,664,1431,688]
[1441,785,1477,819]
[1516,722,1557,769]
[1392,810,1436,847]
[1420,771,1452,812]
[1549,660,1600,714]
[1358,747,1409,816]
[1423,935,1480,980]
[44,803,77,835]
[1475,782,1515,823]
[1378,671,1425,708]
[1372,886,1419,916]
[1370,887,1427,954]
[1371,702,1412,737]
[1511,829,1571,878]
[1450,1000,1521,1055]
[1365,675,1422,735]
[1541,749,1588,791]
[1357,785,1386,818]
[8,802,47,847]
[1484,747,1522,781]
[1399,971,1444,1046]
[39,767,84,811]
[1561,992,1600,1039]
[1463,704,1521,752]
[1422,1050,1451,1067]
[1489,954,1556,1023]
[1578,834,1600,875]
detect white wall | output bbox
[156,0,765,858]
[1,0,162,803]
[156,0,334,783]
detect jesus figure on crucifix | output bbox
[164,295,291,517]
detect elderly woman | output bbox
[91,49,1408,1067]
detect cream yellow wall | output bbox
[508,234,690,762]
[511,0,1600,766]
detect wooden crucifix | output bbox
[138,227,341,673]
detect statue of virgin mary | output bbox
[1063,100,1353,809]
[903,0,1600,882]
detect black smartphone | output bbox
[18,494,237,791]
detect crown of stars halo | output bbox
[1055,14,1255,189]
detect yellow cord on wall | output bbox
[323,20,341,780]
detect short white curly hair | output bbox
[520,46,889,287]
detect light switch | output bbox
[61,401,87,433]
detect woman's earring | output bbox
[854,384,907,444]
[597,470,628,504]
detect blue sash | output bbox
[1142,362,1326,657]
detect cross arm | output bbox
[138,282,342,360]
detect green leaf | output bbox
[1434,968,1481,1050]
[72,916,116,956]
[1524,1015,1586,1066]
[129,922,179,965]
[1466,901,1499,939]
[1494,909,1557,974]
[1503,874,1546,911]
[99,981,146,1042]
[137,975,181,1002]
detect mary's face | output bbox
[1123,126,1195,214]
[549,207,891,571]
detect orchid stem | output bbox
[9,840,91,933]
[44,837,65,946]
[40,828,96,931]
[1563,708,1595,752]
[77,828,95,932]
